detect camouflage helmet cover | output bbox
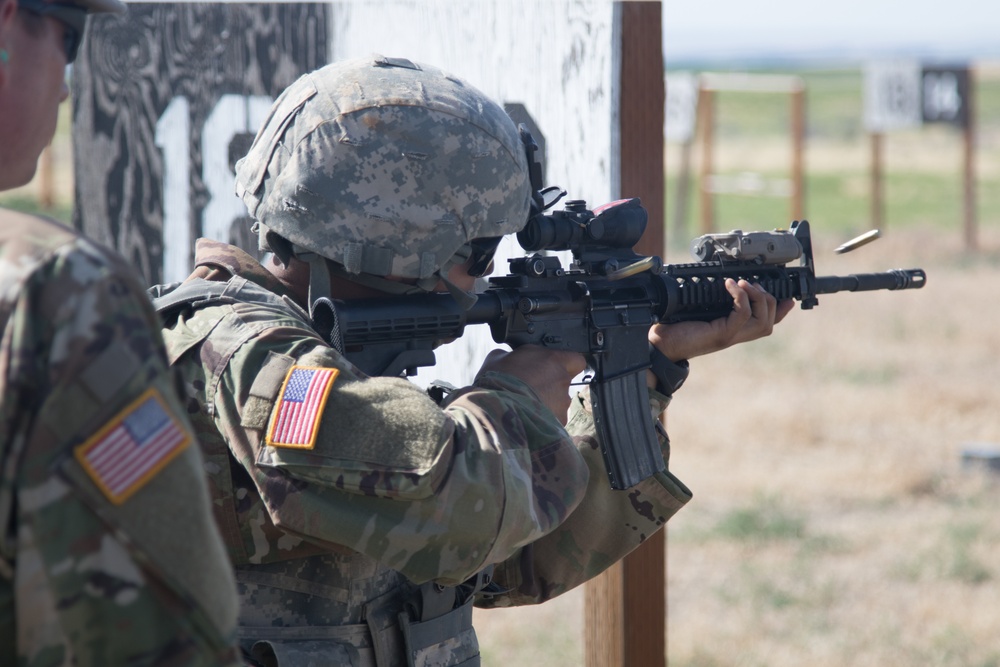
[235,55,531,281]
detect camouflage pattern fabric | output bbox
[234,55,532,281]
[0,211,241,667]
[480,386,692,607]
[153,239,692,665]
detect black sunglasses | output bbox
[17,0,87,63]
[467,236,502,278]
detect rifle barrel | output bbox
[814,268,926,294]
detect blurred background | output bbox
[5,1,999,664]
[485,3,1000,665]
[660,0,998,247]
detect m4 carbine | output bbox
[332,196,926,490]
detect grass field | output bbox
[660,221,1000,666]
[5,63,1000,666]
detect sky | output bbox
[662,0,999,65]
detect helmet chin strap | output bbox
[437,273,480,310]
[434,244,480,310]
[301,252,335,316]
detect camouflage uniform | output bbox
[0,211,241,666]
[151,239,692,667]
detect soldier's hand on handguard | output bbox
[477,345,587,424]
[649,278,794,363]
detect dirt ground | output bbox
[474,223,1000,666]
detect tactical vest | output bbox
[151,277,490,667]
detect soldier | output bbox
[0,0,242,663]
[150,56,791,667]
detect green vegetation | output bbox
[943,523,993,584]
[897,521,993,585]
[921,626,1000,667]
[712,493,806,542]
[0,193,73,224]
[0,104,75,224]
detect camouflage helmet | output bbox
[234,55,531,285]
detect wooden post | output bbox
[585,570,625,666]
[698,74,804,231]
[584,4,666,667]
[870,132,884,230]
[963,69,977,251]
[790,85,805,220]
[672,137,693,241]
[698,85,715,234]
[620,1,666,259]
[38,143,55,210]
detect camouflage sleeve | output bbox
[0,220,240,667]
[478,386,692,607]
[210,318,591,587]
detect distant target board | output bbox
[665,71,697,143]
[922,66,971,128]
[864,61,970,132]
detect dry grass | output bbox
[476,224,1000,666]
[662,226,1000,667]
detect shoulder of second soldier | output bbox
[0,210,89,282]
[0,211,150,316]
[191,238,292,298]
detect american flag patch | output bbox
[74,388,191,505]
[266,365,339,449]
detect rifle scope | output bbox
[517,198,648,252]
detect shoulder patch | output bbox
[266,365,339,450]
[74,388,192,505]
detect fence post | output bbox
[791,85,805,220]
[870,132,884,230]
[963,69,977,251]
